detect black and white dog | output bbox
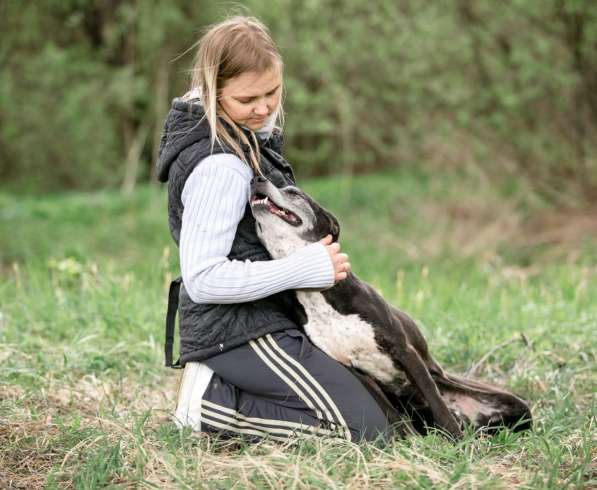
[250,176,532,439]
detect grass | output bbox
[1,165,595,488]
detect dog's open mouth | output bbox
[251,193,302,226]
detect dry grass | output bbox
[1,348,594,489]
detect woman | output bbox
[156,15,390,442]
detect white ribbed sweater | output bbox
[179,125,335,304]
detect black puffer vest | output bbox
[156,98,305,365]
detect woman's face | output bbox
[219,68,282,131]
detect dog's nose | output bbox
[251,176,267,185]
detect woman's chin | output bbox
[246,120,266,130]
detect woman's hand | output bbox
[319,234,351,282]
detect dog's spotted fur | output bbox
[296,290,402,384]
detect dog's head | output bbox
[250,176,340,258]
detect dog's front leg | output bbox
[348,367,418,438]
[398,344,463,440]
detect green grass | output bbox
[1,166,595,488]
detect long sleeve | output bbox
[179,154,335,304]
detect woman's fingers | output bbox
[319,234,333,246]
[335,265,349,281]
[319,235,349,282]
[331,252,349,281]
[333,252,348,264]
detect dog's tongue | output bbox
[252,194,298,224]
[266,199,280,213]
[266,197,294,220]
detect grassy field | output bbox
[1,166,595,488]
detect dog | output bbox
[249,175,532,439]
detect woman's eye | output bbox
[237,88,277,104]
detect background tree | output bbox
[1,0,595,202]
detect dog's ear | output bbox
[303,192,341,242]
[329,213,340,242]
[315,208,340,242]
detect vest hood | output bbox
[156,99,212,183]
[156,98,283,183]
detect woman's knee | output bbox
[347,404,390,442]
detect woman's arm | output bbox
[179,154,335,304]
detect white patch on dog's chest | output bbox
[296,291,399,384]
[256,220,307,259]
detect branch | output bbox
[466,333,530,377]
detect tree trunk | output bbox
[151,48,171,182]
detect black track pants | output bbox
[174,328,390,442]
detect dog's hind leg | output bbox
[435,373,533,433]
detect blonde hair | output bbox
[186,16,284,175]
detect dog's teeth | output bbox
[252,198,269,207]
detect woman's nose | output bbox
[253,102,269,116]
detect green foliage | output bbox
[1,1,597,198]
[72,440,124,489]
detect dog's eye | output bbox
[285,189,299,196]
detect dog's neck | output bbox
[257,233,374,317]
[257,231,310,260]
[299,271,366,315]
